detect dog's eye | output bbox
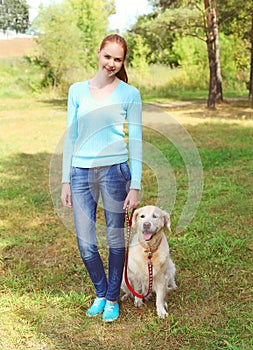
[140,214,145,218]
[152,214,158,218]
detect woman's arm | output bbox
[125,89,142,209]
[127,89,142,191]
[62,84,78,183]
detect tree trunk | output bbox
[204,0,216,108]
[213,3,223,102]
[250,8,253,108]
[206,38,216,108]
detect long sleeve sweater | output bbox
[62,80,142,189]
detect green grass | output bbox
[0,96,252,349]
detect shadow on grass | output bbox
[40,98,67,110]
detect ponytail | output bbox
[116,64,128,83]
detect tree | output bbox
[141,0,223,108]
[69,0,115,69]
[204,0,222,108]
[151,0,184,8]
[216,0,251,39]
[34,0,115,90]
[35,1,83,90]
[127,33,149,74]
[216,0,252,106]
[213,3,222,102]
[250,9,253,107]
[0,0,29,34]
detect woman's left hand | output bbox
[123,189,141,210]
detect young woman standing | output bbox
[61,34,142,322]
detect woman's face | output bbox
[98,42,124,78]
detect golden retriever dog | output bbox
[121,205,176,318]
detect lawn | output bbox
[0,97,252,349]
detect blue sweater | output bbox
[62,80,142,189]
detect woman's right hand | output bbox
[61,183,72,208]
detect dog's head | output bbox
[132,205,171,242]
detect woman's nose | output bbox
[109,58,114,66]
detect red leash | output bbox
[124,208,153,299]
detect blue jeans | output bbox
[70,162,131,302]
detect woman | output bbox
[61,34,142,322]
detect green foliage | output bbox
[0,58,44,98]
[35,1,83,90]
[127,34,149,74]
[151,0,188,9]
[130,3,207,67]
[170,35,208,90]
[168,33,249,94]
[69,0,114,69]
[217,0,252,40]
[0,57,248,100]
[33,0,115,89]
[0,0,29,33]
[130,0,251,100]
[219,33,250,89]
[172,35,208,68]
[129,12,179,65]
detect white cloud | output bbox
[109,0,152,32]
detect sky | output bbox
[27,0,152,32]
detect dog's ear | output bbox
[163,210,171,232]
[131,209,139,228]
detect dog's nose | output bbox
[143,222,151,230]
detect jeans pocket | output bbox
[71,167,86,181]
[118,162,131,182]
[71,166,80,179]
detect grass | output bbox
[0,56,249,101]
[0,96,253,350]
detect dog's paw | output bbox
[121,294,129,302]
[168,283,177,291]
[157,307,168,318]
[121,293,134,302]
[134,297,143,308]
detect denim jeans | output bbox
[70,162,131,302]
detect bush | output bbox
[170,34,249,96]
[0,58,44,98]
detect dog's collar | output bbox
[140,235,163,254]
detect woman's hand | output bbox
[61,183,72,208]
[123,189,141,210]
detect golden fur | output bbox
[121,205,177,318]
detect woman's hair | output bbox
[99,34,128,83]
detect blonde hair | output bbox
[99,34,128,83]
